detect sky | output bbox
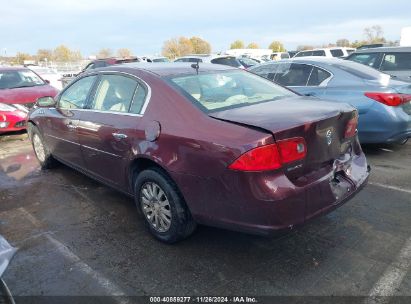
[0,0,410,57]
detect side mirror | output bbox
[36,96,56,108]
[44,79,50,84]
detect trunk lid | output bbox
[210,96,357,179]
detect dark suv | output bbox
[346,47,411,82]
[62,57,141,88]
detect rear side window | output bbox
[295,51,313,57]
[381,53,411,71]
[330,49,344,57]
[275,63,313,86]
[129,84,148,114]
[307,66,332,86]
[348,53,380,67]
[211,57,242,67]
[59,76,97,109]
[312,50,326,56]
[90,75,138,113]
[281,53,290,59]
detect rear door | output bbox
[78,73,149,189]
[45,75,97,167]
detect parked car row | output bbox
[249,57,411,144]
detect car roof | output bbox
[353,46,411,53]
[99,62,237,77]
[254,57,344,66]
[0,66,28,71]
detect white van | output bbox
[294,47,355,58]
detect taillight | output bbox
[228,138,306,172]
[365,92,411,107]
[345,112,358,138]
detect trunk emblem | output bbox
[326,129,333,145]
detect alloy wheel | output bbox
[140,181,172,232]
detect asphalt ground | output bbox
[0,132,410,303]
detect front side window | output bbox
[381,53,411,71]
[170,70,295,113]
[90,75,138,113]
[59,76,96,109]
[275,63,313,86]
[312,50,326,56]
[0,70,45,89]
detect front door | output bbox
[77,73,148,189]
[45,75,97,168]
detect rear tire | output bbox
[30,126,58,169]
[134,168,196,243]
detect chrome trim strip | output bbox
[46,134,81,146]
[82,144,121,158]
[71,108,143,117]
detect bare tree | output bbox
[336,39,350,47]
[364,25,385,43]
[117,48,133,58]
[97,48,113,59]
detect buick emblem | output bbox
[326,129,333,146]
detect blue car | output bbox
[249,58,411,144]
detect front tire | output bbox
[30,126,57,169]
[134,168,196,243]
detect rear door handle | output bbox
[112,132,128,140]
[66,121,77,129]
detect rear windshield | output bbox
[169,70,295,113]
[331,61,384,80]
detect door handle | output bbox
[66,122,77,129]
[112,132,128,140]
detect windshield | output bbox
[170,70,296,113]
[0,70,45,89]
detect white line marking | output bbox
[19,208,132,302]
[369,182,411,195]
[365,237,411,304]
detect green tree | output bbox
[247,42,259,49]
[268,41,286,52]
[189,37,211,54]
[230,40,245,49]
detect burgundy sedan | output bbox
[28,63,369,243]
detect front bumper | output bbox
[173,151,369,236]
[0,111,27,133]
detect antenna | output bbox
[191,61,200,74]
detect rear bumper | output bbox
[173,150,369,236]
[358,104,411,144]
